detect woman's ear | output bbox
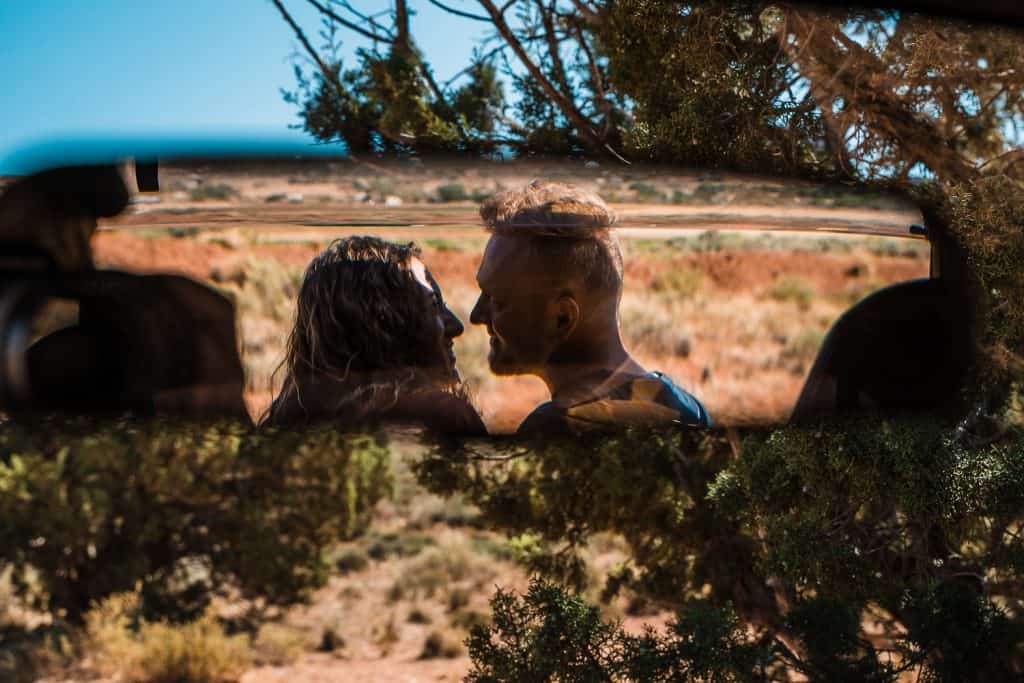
[553,294,580,339]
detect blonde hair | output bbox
[480,179,617,234]
[479,180,623,294]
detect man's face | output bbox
[470,235,560,376]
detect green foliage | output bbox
[421,628,464,659]
[436,183,470,202]
[468,579,771,682]
[599,2,827,174]
[415,429,742,604]
[781,598,894,682]
[407,606,432,624]
[333,548,371,575]
[419,417,1024,679]
[188,183,235,202]
[767,275,815,309]
[365,530,435,561]
[629,181,663,201]
[286,38,502,153]
[946,176,1024,397]
[0,416,391,621]
[650,269,703,299]
[467,580,621,682]
[900,583,1024,682]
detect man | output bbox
[470,179,712,434]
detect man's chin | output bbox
[487,353,522,377]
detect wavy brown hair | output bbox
[262,236,454,427]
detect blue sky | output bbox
[0,1,488,172]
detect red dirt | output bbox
[94,232,926,299]
[93,232,234,280]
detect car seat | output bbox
[789,277,970,424]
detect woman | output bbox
[261,236,485,435]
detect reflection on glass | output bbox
[89,160,930,430]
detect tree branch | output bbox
[304,0,393,43]
[394,0,411,52]
[569,0,601,25]
[536,0,574,100]
[780,10,977,184]
[568,16,616,140]
[776,23,854,178]
[426,0,491,22]
[476,0,618,158]
[272,0,343,94]
[981,148,1024,175]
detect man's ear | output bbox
[552,294,580,339]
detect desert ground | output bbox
[16,159,930,681]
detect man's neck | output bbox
[541,335,645,405]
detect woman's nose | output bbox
[443,306,464,338]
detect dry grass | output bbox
[252,622,307,666]
[85,592,250,683]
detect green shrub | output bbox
[406,493,481,529]
[420,629,463,659]
[418,419,1024,681]
[781,328,826,372]
[392,539,488,600]
[407,606,432,624]
[189,183,235,202]
[0,417,391,621]
[333,548,371,575]
[467,581,769,682]
[650,268,703,299]
[629,181,663,201]
[436,184,469,202]
[365,531,435,561]
[468,533,515,562]
[450,608,489,631]
[318,626,343,652]
[691,183,726,203]
[447,587,471,612]
[423,238,461,252]
[168,225,202,239]
[768,275,816,308]
[405,610,430,626]
[386,582,406,604]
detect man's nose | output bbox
[469,295,488,326]
[442,306,464,339]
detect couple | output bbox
[262,180,712,435]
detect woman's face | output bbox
[410,257,464,378]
